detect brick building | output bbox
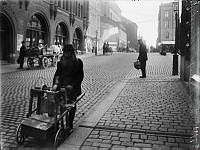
[0,0,89,63]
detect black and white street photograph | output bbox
[0,0,200,149]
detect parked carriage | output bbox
[103,46,113,55]
[25,47,60,69]
[16,85,85,147]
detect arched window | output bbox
[26,15,47,49]
[73,29,81,50]
[55,24,67,46]
[78,3,81,17]
[58,0,61,7]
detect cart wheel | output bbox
[41,57,49,69]
[27,58,34,69]
[51,56,57,67]
[54,128,65,147]
[16,124,25,145]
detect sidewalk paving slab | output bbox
[69,74,194,150]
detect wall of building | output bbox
[86,0,101,53]
[189,1,200,147]
[190,1,200,78]
[121,16,138,51]
[100,1,127,52]
[0,0,88,63]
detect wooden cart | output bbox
[25,47,60,69]
[16,86,85,147]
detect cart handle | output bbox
[56,105,73,122]
[56,93,85,122]
[75,92,85,104]
[26,108,37,117]
[31,88,60,94]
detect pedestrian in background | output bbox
[137,39,148,78]
[52,44,84,130]
[17,41,26,69]
[103,43,106,55]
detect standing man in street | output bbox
[137,39,148,78]
[52,44,84,130]
[18,41,26,69]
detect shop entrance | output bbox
[0,13,14,62]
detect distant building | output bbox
[121,16,138,51]
[157,2,178,53]
[86,0,101,53]
[100,1,127,52]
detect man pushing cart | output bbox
[16,44,84,147]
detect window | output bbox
[26,15,46,49]
[73,30,81,50]
[164,11,169,18]
[78,3,81,17]
[165,32,169,39]
[58,0,61,7]
[164,21,169,28]
[81,5,83,18]
[75,1,78,15]
[55,24,67,46]
[63,0,65,9]
[66,1,69,11]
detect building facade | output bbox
[0,0,89,63]
[190,0,200,78]
[99,1,127,52]
[157,2,178,53]
[121,16,138,51]
[85,0,101,53]
[188,0,199,147]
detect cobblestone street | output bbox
[1,53,195,150]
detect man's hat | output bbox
[62,44,75,52]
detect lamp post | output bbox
[172,1,179,75]
[95,30,98,55]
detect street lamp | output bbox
[95,30,98,55]
[172,1,179,75]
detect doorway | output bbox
[0,13,14,62]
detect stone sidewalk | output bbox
[60,73,195,150]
